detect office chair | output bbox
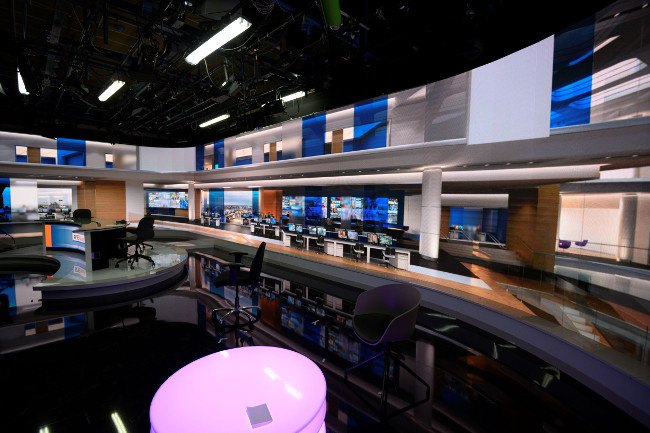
[211,242,266,340]
[344,283,430,420]
[295,233,304,249]
[121,219,153,250]
[115,216,155,269]
[72,208,100,226]
[353,242,366,262]
[315,235,325,253]
[382,247,396,267]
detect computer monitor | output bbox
[309,226,317,235]
[288,223,296,232]
[378,234,393,246]
[295,224,303,233]
[347,231,358,241]
[368,233,379,244]
[337,229,347,239]
[316,227,327,236]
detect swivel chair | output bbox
[115,216,155,269]
[211,242,266,342]
[382,247,396,267]
[315,235,325,254]
[353,242,366,262]
[126,220,154,250]
[72,208,100,226]
[295,233,304,249]
[344,283,430,419]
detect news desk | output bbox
[42,220,129,270]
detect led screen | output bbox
[147,191,188,209]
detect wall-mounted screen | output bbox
[387,198,399,224]
[282,196,305,218]
[147,191,188,209]
[363,197,399,225]
[329,197,341,218]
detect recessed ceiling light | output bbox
[376,169,380,172]
[604,156,611,159]
[484,163,490,167]
[528,161,534,164]
[342,171,346,174]
[505,162,511,166]
[632,154,638,157]
[462,165,467,168]
[186,17,252,65]
[358,170,362,173]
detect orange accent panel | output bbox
[44,224,52,248]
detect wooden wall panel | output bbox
[261,189,282,218]
[534,184,560,271]
[77,181,126,222]
[27,147,41,163]
[331,129,343,154]
[269,142,277,162]
[175,209,189,217]
[440,206,450,239]
[506,189,538,265]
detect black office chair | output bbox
[126,220,154,250]
[211,242,266,340]
[72,208,100,226]
[353,242,366,262]
[382,247,396,267]
[295,233,304,249]
[115,216,155,269]
[315,235,325,253]
[344,283,430,419]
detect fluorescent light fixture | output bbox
[199,113,230,128]
[17,68,29,95]
[186,17,252,65]
[247,185,261,188]
[221,80,228,87]
[111,412,128,433]
[39,427,50,433]
[98,80,125,102]
[280,90,305,103]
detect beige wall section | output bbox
[125,181,145,222]
[78,181,126,221]
[506,188,538,266]
[534,184,560,271]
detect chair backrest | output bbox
[354,242,364,252]
[135,216,155,242]
[72,208,92,222]
[296,233,303,242]
[383,247,395,257]
[354,283,421,345]
[317,235,324,245]
[247,242,266,284]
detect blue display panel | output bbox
[43,223,85,252]
[56,138,86,166]
[347,97,387,152]
[0,178,11,222]
[196,144,205,171]
[214,140,225,169]
[208,188,225,215]
[362,197,388,222]
[251,188,259,215]
[282,196,305,220]
[302,113,326,157]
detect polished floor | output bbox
[0,231,648,433]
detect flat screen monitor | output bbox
[378,234,393,246]
[295,224,303,233]
[368,233,379,244]
[347,231,358,241]
[316,227,327,236]
[147,191,189,209]
[309,226,317,235]
[337,229,347,239]
[288,223,296,232]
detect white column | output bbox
[617,194,637,262]
[188,183,196,221]
[419,168,442,260]
[125,181,145,221]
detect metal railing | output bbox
[555,239,650,267]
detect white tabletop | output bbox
[150,346,327,433]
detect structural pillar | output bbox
[617,194,637,262]
[419,168,442,260]
[188,183,196,222]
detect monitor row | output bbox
[286,224,393,246]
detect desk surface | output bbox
[150,346,326,433]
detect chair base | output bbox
[344,344,430,420]
[115,244,155,269]
[211,284,259,337]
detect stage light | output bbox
[186,17,252,65]
[17,68,29,95]
[98,80,125,102]
[280,91,305,103]
[199,113,230,128]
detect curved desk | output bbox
[150,346,326,433]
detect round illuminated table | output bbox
[150,346,327,433]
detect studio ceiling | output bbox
[0,0,617,147]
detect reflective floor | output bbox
[0,240,648,432]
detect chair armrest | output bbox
[228,252,248,263]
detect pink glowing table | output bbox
[150,346,327,433]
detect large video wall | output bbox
[282,187,404,227]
